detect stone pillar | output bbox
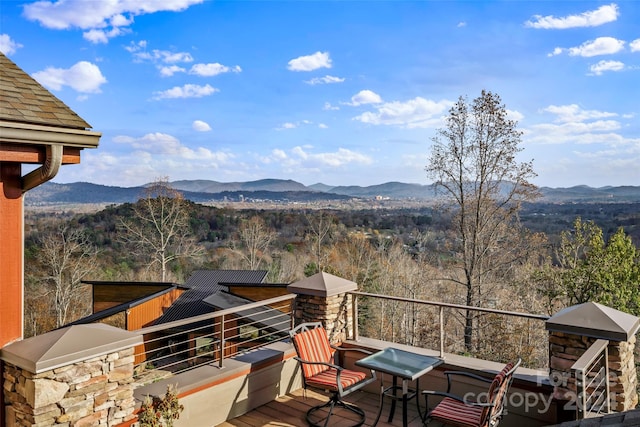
[548,331,638,411]
[1,324,142,426]
[546,302,640,413]
[287,272,357,345]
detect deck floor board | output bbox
[217,388,439,427]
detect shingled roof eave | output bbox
[0,120,101,149]
[0,52,101,149]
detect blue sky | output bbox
[2,1,639,188]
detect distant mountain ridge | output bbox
[24,179,640,206]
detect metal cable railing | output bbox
[350,291,550,367]
[572,339,611,419]
[132,294,296,386]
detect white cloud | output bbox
[526,122,624,145]
[550,47,563,57]
[630,39,640,52]
[347,90,383,106]
[457,22,467,28]
[507,109,525,122]
[524,103,637,150]
[113,132,231,161]
[83,26,129,44]
[590,60,625,75]
[276,122,297,130]
[570,37,624,57]
[152,83,218,100]
[264,146,372,168]
[323,102,340,111]
[287,51,332,72]
[525,3,619,29]
[550,37,625,57]
[353,97,451,128]
[91,132,235,184]
[127,44,194,63]
[318,123,328,129]
[189,63,242,76]
[124,40,147,53]
[32,61,107,93]
[542,104,617,123]
[0,34,23,55]
[159,65,186,77]
[276,120,320,130]
[192,120,212,131]
[23,0,204,43]
[305,75,345,85]
[153,50,194,63]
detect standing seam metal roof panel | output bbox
[153,270,268,325]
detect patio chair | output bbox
[289,322,376,427]
[422,359,521,427]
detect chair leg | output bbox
[306,393,366,427]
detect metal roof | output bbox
[0,52,91,129]
[546,302,640,341]
[287,271,357,297]
[68,284,181,326]
[0,324,142,373]
[154,270,268,325]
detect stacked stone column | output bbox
[3,348,136,426]
[2,324,142,427]
[293,293,353,345]
[546,302,640,415]
[287,272,357,345]
[549,331,638,412]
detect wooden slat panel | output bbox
[0,144,81,164]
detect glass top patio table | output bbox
[356,348,443,427]
[356,347,442,380]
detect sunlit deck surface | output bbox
[216,388,442,427]
[215,387,640,427]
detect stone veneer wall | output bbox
[293,293,353,344]
[3,348,136,426]
[549,331,638,412]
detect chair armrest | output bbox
[442,370,492,393]
[331,345,373,356]
[443,370,493,383]
[293,356,341,371]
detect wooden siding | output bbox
[228,285,289,302]
[127,288,184,330]
[227,286,293,314]
[93,284,178,312]
[0,163,24,348]
[0,144,81,164]
[127,289,184,365]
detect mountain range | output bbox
[23,179,640,206]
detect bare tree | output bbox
[39,226,98,328]
[233,215,276,270]
[425,90,539,351]
[119,178,204,281]
[304,211,336,273]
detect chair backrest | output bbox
[481,359,521,427]
[290,323,335,379]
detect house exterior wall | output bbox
[0,163,24,349]
[127,289,184,331]
[228,285,289,302]
[93,284,178,313]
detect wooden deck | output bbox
[216,388,441,427]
